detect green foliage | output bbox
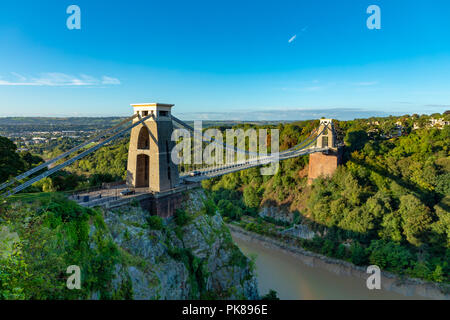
[302,122,449,281]
[203,116,449,283]
[89,173,115,187]
[216,198,244,221]
[147,215,164,230]
[336,244,349,259]
[201,199,217,216]
[432,196,450,247]
[293,211,301,225]
[229,247,248,268]
[344,129,369,152]
[350,242,368,266]
[398,195,432,246]
[243,186,261,209]
[167,246,208,299]
[0,242,29,300]
[367,240,414,273]
[0,194,121,299]
[261,289,280,300]
[0,136,25,183]
[175,209,191,226]
[35,177,56,193]
[72,138,129,180]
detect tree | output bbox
[41,178,56,193]
[261,289,280,300]
[432,196,450,248]
[21,152,43,171]
[368,240,414,273]
[243,186,260,209]
[398,195,432,246]
[379,212,403,243]
[0,136,25,183]
[175,209,190,226]
[344,130,369,152]
[0,242,28,300]
[350,242,368,266]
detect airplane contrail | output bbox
[288,26,308,44]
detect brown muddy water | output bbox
[233,236,427,300]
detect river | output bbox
[233,235,426,300]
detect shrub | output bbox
[202,199,217,216]
[243,186,261,209]
[321,239,336,256]
[336,244,348,259]
[293,211,301,225]
[147,215,164,230]
[261,289,280,300]
[175,209,190,226]
[367,240,414,273]
[350,242,368,266]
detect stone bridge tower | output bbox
[308,119,342,184]
[126,103,179,193]
[315,119,337,149]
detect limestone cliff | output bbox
[99,189,259,300]
[0,191,258,300]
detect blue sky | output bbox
[0,0,449,120]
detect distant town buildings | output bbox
[3,129,100,151]
[412,117,450,130]
[430,118,450,129]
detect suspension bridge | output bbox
[1,103,342,217]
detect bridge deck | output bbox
[70,182,201,209]
[181,147,331,182]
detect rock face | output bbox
[259,206,293,224]
[103,189,259,300]
[282,224,316,240]
[258,206,315,240]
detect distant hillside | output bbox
[0,117,287,134]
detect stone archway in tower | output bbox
[136,154,150,188]
[137,126,150,150]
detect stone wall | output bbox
[308,148,343,184]
[139,192,184,219]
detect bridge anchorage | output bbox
[307,119,343,185]
[0,102,343,218]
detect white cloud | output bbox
[10,72,27,81]
[101,76,121,85]
[0,73,121,87]
[288,35,297,43]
